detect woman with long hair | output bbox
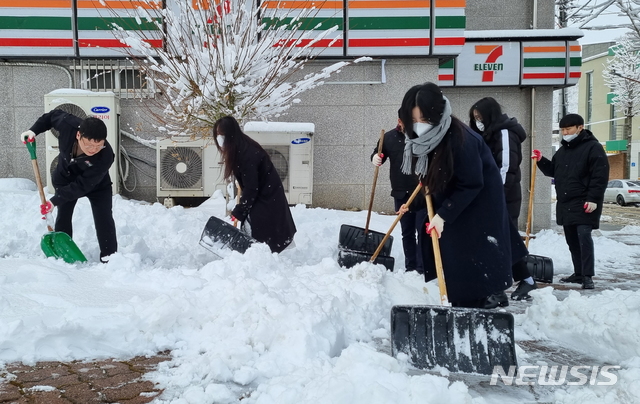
[398,83,528,308]
[469,97,537,306]
[213,116,296,253]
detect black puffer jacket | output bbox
[480,114,527,222]
[29,110,114,206]
[537,129,609,228]
[371,127,420,199]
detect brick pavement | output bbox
[0,352,171,404]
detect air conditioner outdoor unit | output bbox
[243,121,314,205]
[44,89,120,195]
[156,137,226,200]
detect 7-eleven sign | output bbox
[456,42,520,86]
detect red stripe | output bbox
[434,37,465,46]
[0,38,162,48]
[438,74,454,81]
[0,38,72,47]
[523,73,565,79]
[569,72,581,78]
[273,38,343,48]
[79,38,162,48]
[349,38,429,47]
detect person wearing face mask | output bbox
[469,97,538,306]
[213,116,296,253]
[19,111,118,263]
[371,110,426,273]
[397,83,528,308]
[532,113,609,290]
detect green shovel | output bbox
[26,138,87,264]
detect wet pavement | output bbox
[0,353,170,404]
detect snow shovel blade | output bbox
[41,232,87,264]
[200,216,255,254]
[338,224,393,256]
[524,254,554,283]
[337,246,395,271]
[390,305,517,375]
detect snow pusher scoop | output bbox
[200,182,257,255]
[390,193,517,375]
[338,130,394,270]
[26,138,87,264]
[522,157,554,283]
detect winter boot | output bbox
[582,276,594,289]
[484,291,509,309]
[560,273,583,284]
[511,280,538,300]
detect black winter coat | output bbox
[231,141,296,253]
[537,129,609,229]
[480,114,527,223]
[422,125,527,302]
[371,127,420,199]
[30,110,114,206]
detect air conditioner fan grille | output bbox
[160,147,203,189]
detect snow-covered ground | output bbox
[1,177,639,404]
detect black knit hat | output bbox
[559,113,584,128]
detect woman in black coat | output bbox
[469,97,537,304]
[213,116,296,253]
[398,83,528,308]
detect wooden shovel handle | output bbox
[525,159,538,248]
[369,182,422,263]
[425,192,449,306]
[365,129,385,234]
[30,152,54,232]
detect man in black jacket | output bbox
[533,113,609,289]
[371,114,426,273]
[20,111,118,263]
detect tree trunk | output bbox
[624,114,632,179]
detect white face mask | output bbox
[563,134,578,142]
[217,135,225,147]
[413,122,433,137]
[475,121,485,132]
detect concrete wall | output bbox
[0,0,558,230]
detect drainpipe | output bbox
[530,0,538,230]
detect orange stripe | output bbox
[435,0,465,7]
[78,1,160,9]
[262,1,343,9]
[348,1,429,8]
[570,45,581,52]
[523,46,565,53]
[0,0,70,6]
[475,45,498,54]
[0,0,161,8]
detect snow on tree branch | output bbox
[105,0,369,136]
[603,39,640,116]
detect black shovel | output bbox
[199,182,257,255]
[523,158,554,283]
[390,193,518,375]
[338,130,394,270]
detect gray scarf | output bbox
[401,96,452,177]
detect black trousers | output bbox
[563,224,595,277]
[55,185,117,259]
[395,193,426,272]
[508,213,531,282]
